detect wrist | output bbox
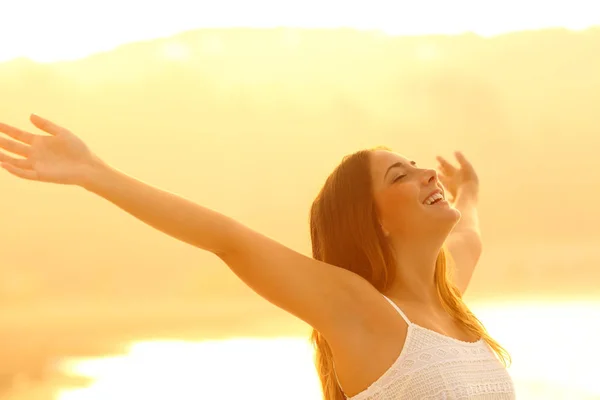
[454,182,479,205]
[79,155,113,192]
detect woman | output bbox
[0,114,514,399]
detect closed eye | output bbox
[393,175,406,183]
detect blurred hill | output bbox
[0,27,599,310]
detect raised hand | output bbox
[436,151,479,204]
[0,114,99,185]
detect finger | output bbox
[436,156,457,174]
[454,151,473,169]
[1,162,39,181]
[438,174,452,189]
[0,122,35,144]
[436,166,448,178]
[0,136,30,157]
[0,151,33,169]
[30,114,67,136]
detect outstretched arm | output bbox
[83,162,237,256]
[437,152,482,294]
[0,114,376,342]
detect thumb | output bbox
[30,114,66,136]
[454,151,474,171]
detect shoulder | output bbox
[324,288,411,397]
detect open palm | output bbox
[0,114,96,185]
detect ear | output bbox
[376,214,389,236]
[380,224,390,237]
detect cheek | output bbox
[378,185,421,227]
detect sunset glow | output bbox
[1,0,599,62]
[1,1,599,399]
[56,338,322,400]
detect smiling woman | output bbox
[0,113,516,399]
[0,103,517,400]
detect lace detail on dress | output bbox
[346,298,515,400]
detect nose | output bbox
[421,168,438,185]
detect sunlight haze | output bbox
[1,0,599,62]
[1,1,599,398]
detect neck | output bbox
[384,234,444,308]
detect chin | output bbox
[445,206,462,226]
[449,206,462,221]
[423,200,461,219]
[441,207,461,227]
[426,203,461,234]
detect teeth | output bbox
[424,192,444,205]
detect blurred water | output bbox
[6,301,600,400]
[471,301,600,399]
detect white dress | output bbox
[344,296,516,399]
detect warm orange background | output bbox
[1,24,599,399]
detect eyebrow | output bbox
[384,161,416,181]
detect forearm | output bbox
[451,185,480,235]
[81,159,236,255]
[447,185,482,292]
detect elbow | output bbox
[211,217,248,259]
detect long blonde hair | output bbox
[309,149,510,400]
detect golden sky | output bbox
[1,0,599,62]
[2,7,600,399]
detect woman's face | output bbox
[369,150,460,240]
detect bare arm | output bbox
[0,115,372,339]
[82,161,369,330]
[445,183,482,293]
[437,152,482,294]
[82,161,237,256]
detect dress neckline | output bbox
[409,323,484,345]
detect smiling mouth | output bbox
[423,192,444,205]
